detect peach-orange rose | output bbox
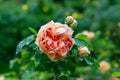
[35,21,74,61]
[99,61,111,73]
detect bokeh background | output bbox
[0,0,120,80]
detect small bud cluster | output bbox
[65,16,78,27]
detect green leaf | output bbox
[75,37,93,51]
[84,56,94,65]
[21,51,33,60]
[74,39,86,46]
[78,57,83,61]
[85,41,93,51]
[28,27,37,35]
[112,72,120,77]
[76,34,88,41]
[71,49,78,55]
[57,74,68,80]
[16,35,35,54]
[29,43,38,50]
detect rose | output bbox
[35,21,74,61]
[99,61,111,73]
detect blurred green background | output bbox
[0,0,120,80]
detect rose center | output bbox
[56,28,66,34]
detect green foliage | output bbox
[75,34,93,51]
[0,0,120,80]
[16,35,35,54]
[74,39,86,47]
[13,18,96,79]
[84,56,94,66]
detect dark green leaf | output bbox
[16,35,35,54]
[72,49,78,55]
[29,43,38,50]
[84,56,94,65]
[74,39,86,46]
[78,57,83,61]
[75,38,93,51]
[75,33,94,51]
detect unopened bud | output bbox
[118,22,120,28]
[70,20,78,27]
[65,16,74,24]
[78,46,90,57]
[99,61,111,73]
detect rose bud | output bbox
[35,21,74,61]
[78,46,90,57]
[65,16,74,24]
[70,20,78,28]
[81,30,95,40]
[118,22,120,28]
[99,61,111,73]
